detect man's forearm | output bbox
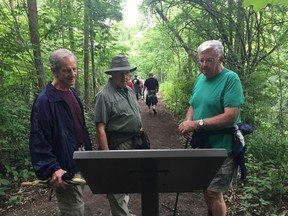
[199,107,239,129]
[96,123,109,150]
[185,106,194,121]
[97,133,109,150]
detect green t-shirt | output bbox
[189,68,244,153]
[94,78,142,133]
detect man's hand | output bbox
[178,120,198,134]
[182,132,192,140]
[50,169,66,188]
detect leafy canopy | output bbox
[243,0,288,11]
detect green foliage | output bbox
[84,110,98,150]
[0,98,34,197]
[243,0,288,11]
[129,24,182,80]
[0,178,10,196]
[160,75,196,120]
[239,129,288,214]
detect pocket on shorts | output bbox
[219,157,236,183]
[208,157,236,192]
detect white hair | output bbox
[49,49,76,71]
[197,40,224,57]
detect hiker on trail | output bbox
[178,40,245,216]
[143,72,159,114]
[29,48,92,215]
[132,75,141,100]
[94,55,145,216]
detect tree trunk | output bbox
[59,0,65,47]
[83,0,90,110]
[89,0,97,97]
[27,0,45,90]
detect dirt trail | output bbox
[3,93,207,216]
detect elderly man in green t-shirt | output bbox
[94,55,142,216]
[178,40,245,216]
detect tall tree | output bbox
[59,0,65,46]
[89,0,97,96]
[27,0,45,90]
[83,0,90,109]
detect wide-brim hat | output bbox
[105,55,137,74]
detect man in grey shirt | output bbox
[94,56,142,216]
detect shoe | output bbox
[153,108,157,114]
[147,109,150,113]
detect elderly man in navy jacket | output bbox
[29,49,92,216]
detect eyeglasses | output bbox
[199,57,218,63]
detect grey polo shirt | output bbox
[94,78,142,133]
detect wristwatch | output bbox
[198,119,204,128]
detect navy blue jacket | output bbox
[29,82,92,180]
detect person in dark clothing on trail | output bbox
[29,48,92,215]
[143,72,159,114]
[132,75,141,100]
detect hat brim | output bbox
[105,66,137,74]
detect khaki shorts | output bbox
[207,156,238,192]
